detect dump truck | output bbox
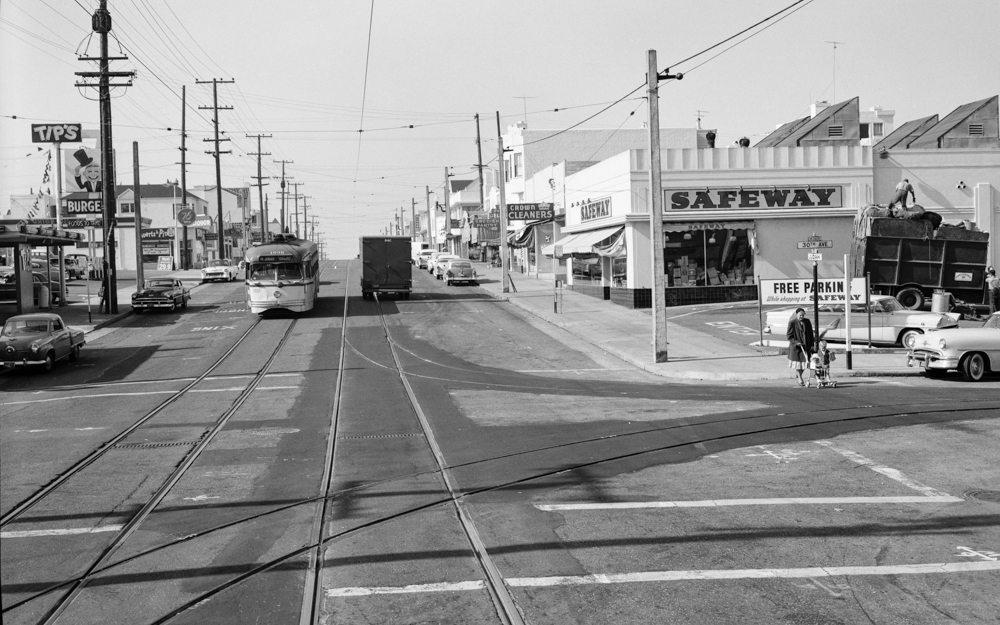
[360,236,412,300]
[851,206,990,311]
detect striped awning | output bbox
[542,226,622,257]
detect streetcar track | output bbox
[4,396,994,617]
[35,317,303,625]
[0,317,265,529]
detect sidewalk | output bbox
[468,262,920,381]
[27,264,920,382]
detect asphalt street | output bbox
[1,261,997,624]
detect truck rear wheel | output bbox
[896,287,925,310]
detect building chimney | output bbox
[810,100,829,118]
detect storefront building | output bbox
[539,95,999,309]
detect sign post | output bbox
[844,253,853,370]
[553,244,562,313]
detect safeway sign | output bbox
[760,277,867,305]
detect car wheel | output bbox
[896,287,925,310]
[42,352,55,372]
[899,329,923,349]
[961,353,987,382]
[69,345,81,362]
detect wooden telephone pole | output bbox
[197,78,234,260]
[247,133,271,245]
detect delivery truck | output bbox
[360,236,412,300]
[852,207,990,311]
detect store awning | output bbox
[594,228,626,258]
[508,225,535,248]
[542,226,622,257]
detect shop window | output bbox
[572,257,602,284]
[663,228,754,288]
[612,257,627,287]
[828,125,844,137]
[872,122,884,136]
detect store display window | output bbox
[663,227,754,287]
[572,257,602,283]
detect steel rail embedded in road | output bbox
[300,261,351,625]
[0,316,264,530]
[37,317,300,625]
[371,292,525,625]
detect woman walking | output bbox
[786,308,815,387]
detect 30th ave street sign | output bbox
[507,203,554,221]
[796,240,833,249]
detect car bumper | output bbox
[907,349,959,370]
[2,357,45,368]
[133,300,176,308]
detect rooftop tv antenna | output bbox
[825,41,844,102]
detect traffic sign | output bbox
[797,240,833,249]
[808,252,823,261]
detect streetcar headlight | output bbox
[273,291,282,299]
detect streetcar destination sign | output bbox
[796,240,833,249]
[507,203,554,221]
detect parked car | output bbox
[30,260,70,284]
[444,260,478,286]
[416,249,435,269]
[58,257,88,280]
[65,254,97,279]
[1,313,85,372]
[425,251,448,273]
[432,254,461,279]
[0,270,64,305]
[763,295,959,348]
[132,278,190,312]
[907,312,1000,381]
[201,259,240,282]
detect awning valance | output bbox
[542,226,622,257]
[594,228,626,258]
[508,225,535,248]
[662,221,754,233]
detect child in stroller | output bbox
[808,340,837,388]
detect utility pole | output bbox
[426,186,435,249]
[444,167,453,253]
[301,196,311,239]
[75,0,134,314]
[291,182,302,237]
[180,86,189,269]
[475,114,485,212]
[497,111,510,294]
[647,50,681,363]
[132,142,144,288]
[197,78,234,260]
[274,160,293,233]
[411,198,417,241]
[247,133,271,245]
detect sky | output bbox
[2,0,998,260]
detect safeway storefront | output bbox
[547,146,873,308]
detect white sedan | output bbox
[763,295,959,348]
[201,259,240,282]
[907,312,1000,381]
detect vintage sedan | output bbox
[0,270,64,305]
[201,259,240,282]
[763,295,959,348]
[907,312,1000,381]
[132,278,190,312]
[444,260,478,286]
[431,254,461,279]
[416,250,435,269]
[2,313,85,372]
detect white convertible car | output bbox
[907,312,1000,381]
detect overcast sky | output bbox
[2,0,998,259]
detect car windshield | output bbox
[876,298,905,312]
[206,260,230,268]
[145,280,175,288]
[250,262,302,281]
[2,319,49,336]
[450,262,472,269]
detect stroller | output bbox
[808,350,837,388]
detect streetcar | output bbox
[244,233,320,314]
